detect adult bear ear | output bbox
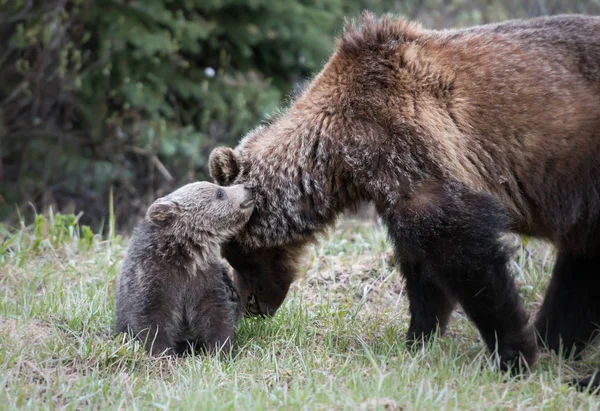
[146,198,179,224]
[209,146,240,186]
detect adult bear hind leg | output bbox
[385,181,536,372]
[534,250,600,358]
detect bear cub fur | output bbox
[114,181,255,356]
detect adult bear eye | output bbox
[216,189,224,199]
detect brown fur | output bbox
[114,182,254,356]
[210,13,600,377]
[209,148,240,187]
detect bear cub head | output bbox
[115,181,255,357]
[147,180,255,244]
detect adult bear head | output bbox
[208,138,347,317]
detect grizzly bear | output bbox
[114,181,255,356]
[209,13,600,382]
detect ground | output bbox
[1,210,600,410]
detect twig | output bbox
[0,0,33,24]
[150,155,174,182]
[124,145,174,182]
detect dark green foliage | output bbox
[0,0,344,231]
[0,0,598,232]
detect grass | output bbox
[1,210,600,410]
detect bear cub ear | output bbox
[209,146,240,186]
[146,198,179,224]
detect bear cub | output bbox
[114,181,255,356]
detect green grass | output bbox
[1,211,600,410]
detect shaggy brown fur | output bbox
[114,182,254,356]
[209,13,600,379]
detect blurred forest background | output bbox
[1,0,599,232]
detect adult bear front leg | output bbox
[382,181,537,371]
[571,369,600,392]
[400,259,456,347]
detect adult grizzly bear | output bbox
[209,13,600,377]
